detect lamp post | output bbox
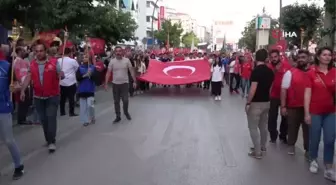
[279,0,283,42]
[151,0,159,48]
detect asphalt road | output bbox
[0,87,331,185]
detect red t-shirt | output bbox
[268,62,292,98]
[307,67,336,114]
[241,62,253,79]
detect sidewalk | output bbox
[0,89,112,174]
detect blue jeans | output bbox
[34,96,59,144]
[79,97,95,124]
[241,78,250,96]
[0,113,22,168]
[310,113,336,164]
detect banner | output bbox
[88,38,105,54]
[269,39,287,53]
[138,59,211,85]
[39,30,61,46]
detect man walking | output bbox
[13,47,32,125]
[245,49,274,159]
[104,46,136,123]
[267,49,291,143]
[20,40,64,153]
[280,49,310,157]
[58,48,79,116]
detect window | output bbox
[146,16,151,22]
[146,1,151,7]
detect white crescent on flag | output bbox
[162,65,196,78]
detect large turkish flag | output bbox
[138,59,211,85]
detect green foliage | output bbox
[324,0,336,19]
[238,18,256,51]
[238,17,278,51]
[281,3,323,47]
[181,32,199,48]
[85,5,138,44]
[0,0,137,43]
[154,20,183,47]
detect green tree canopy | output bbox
[322,0,335,19]
[85,5,138,44]
[0,0,137,44]
[282,3,323,47]
[154,20,183,47]
[238,19,256,51]
[181,32,199,48]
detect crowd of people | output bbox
[244,47,335,182]
[0,36,335,182]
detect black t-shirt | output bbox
[250,64,274,102]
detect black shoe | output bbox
[125,113,132,120]
[69,113,78,117]
[18,121,33,125]
[280,137,288,144]
[60,113,66,116]
[13,165,24,180]
[113,117,121,124]
[269,140,276,143]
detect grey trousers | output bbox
[112,83,129,117]
[247,102,270,153]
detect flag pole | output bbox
[60,26,68,69]
[10,19,21,101]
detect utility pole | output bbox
[151,0,159,48]
[116,0,119,10]
[279,0,283,41]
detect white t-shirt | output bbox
[137,62,146,74]
[281,70,292,89]
[58,56,79,86]
[229,60,236,73]
[211,65,225,82]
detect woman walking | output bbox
[304,47,336,181]
[211,57,225,100]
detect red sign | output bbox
[157,13,161,30]
[159,6,165,19]
[138,59,211,85]
[39,30,61,46]
[271,29,283,39]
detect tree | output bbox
[181,32,199,48]
[86,5,138,44]
[221,34,227,52]
[238,16,278,51]
[238,18,257,51]
[0,0,138,43]
[154,20,183,47]
[324,0,336,16]
[281,3,323,47]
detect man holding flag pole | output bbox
[19,28,66,153]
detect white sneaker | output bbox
[218,96,221,100]
[48,144,56,153]
[215,96,218,100]
[309,160,319,173]
[324,169,336,182]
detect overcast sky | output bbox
[164,0,324,42]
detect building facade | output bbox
[212,20,235,50]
